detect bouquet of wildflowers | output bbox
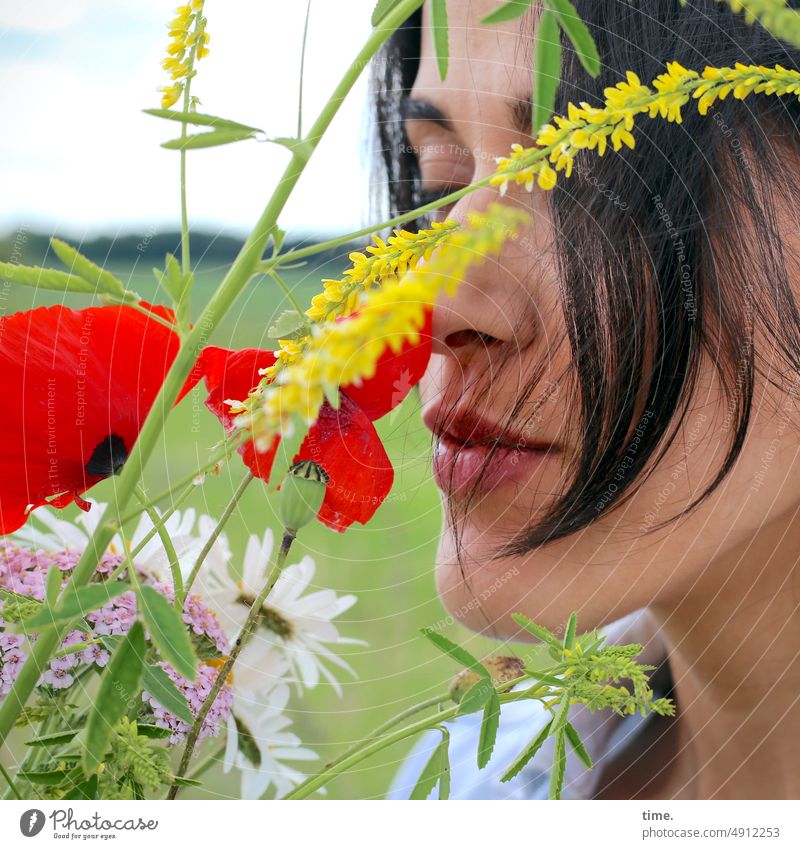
[1,0,799,801]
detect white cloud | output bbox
[0,0,379,238]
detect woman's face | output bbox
[411,0,800,637]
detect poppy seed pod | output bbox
[278,460,330,533]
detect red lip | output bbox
[422,405,560,495]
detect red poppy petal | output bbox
[0,304,181,535]
[341,306,432,421]
[295,393,394,532]
[195,346,280,483]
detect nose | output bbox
[430,187,540,360]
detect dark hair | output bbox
[372,0,800,559]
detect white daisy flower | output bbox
[13,501,232,583]
[223,648,318,799]
[199,528,363,696]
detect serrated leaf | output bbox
[141,664,194,726]
[548,726,567,799]
[456,678,494,716]
[268,136,315,162]
[0,261,96,294]
[371,0,400,26]
[17,769,71,786]
[563,611,577,651]
[532,7,562,134]
[511,613,562,648]
[45,565,62,606]
[143,108,260,133]
[438,728,451,800]
[477,691,501,769]
[565,721,592,768]
[550,0,600,76]
[421,629,490,678]
[62,774,98,800]
[83,621,145,774]
[162,127,259,150]
[431,0,449,80]
[50,238,126,297]
[500,718,553,782]
[21,583,132,630]
[268,309,310,340]
[25,728,79,747]
[138,585,197,681]
[410,728,450,800]
[481,0,534,25]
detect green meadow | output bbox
[2,249,511,799]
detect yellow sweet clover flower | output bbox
[263,219,460,381]
[158,1,210,108]
[239,204,529,444]
[491,61,800,195]
[709,0,800,50]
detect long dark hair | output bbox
[371,0,800,559]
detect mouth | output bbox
[422,405,561,496]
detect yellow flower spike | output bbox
[491,61,800,195]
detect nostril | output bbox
[444,329,502,350]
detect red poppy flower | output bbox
[0,303,192,535]
[196,308,433,531]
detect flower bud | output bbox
[278,460,329,532]
[449,655,525,703]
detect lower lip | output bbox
[432,436,557,496]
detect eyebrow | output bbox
[400,98,454,131]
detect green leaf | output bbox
[477,691,501,769]
[550,0,600,77]
[268,136,315,162]
[431,0,449,80]
[421,629,490,678]
[500,718,553,782]
[532,7,562,134]
[49,238,126,297]
[456,677,495,716]
[135,724,172,740]
[44,565,62,606]
[268,309,310,340]
[563,611,577,652]
[525,669,565,688]
[138,585,197,681]
[481,0,534,25]
[17,769,71,786]
[511,613,562,649]
[548,725,567,799]
[25,729,79,747]
[83,621,146,775]
[171,776,203,788]
[410,728,450,800]
[62,774,98,800]
[0,261,96,294]
[161,127,259,150]
[371,0,400,26]
[565,721,592,768]
[143,108,260,133]
[21,583,131,630]
[141,665,194,726]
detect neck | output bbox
[650,507,800,799]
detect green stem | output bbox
[181,472,254,600]
[297,0,312,139]
[0,0,425,749]
[322,694,450,770]
[134,485,183,605]
[267,269,307,321]
[283,686,542,800]
[168,529,297,799]
[0,757,21,800]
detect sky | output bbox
[0,0,379,240]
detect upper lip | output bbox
[422,404,559,453]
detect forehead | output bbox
[412,0,536,129]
